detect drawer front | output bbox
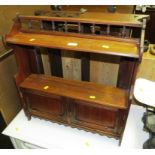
[71,100,118,131]
[22,92,66,118]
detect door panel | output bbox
[72,100,118,129]
[23,92,66,117]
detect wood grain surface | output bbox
[19,13,149,27]
[6,32,139,58]
[20,74,128,109]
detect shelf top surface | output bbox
[19,12,149,27]
[20,74,128,109]
[6,32,139,58]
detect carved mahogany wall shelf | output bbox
[5,12,149,141]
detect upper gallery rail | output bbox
[19,12,149,27]
[16,13,149,44]
[5,12,149,60]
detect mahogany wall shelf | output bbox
[5,11,149,141]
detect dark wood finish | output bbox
[5,12,149,141]
[81,53,90,81]
[27,47,44,74]
[47,48,63,77]
[23,92,67,122]
[42,20,63,77]
[117,57,137,90]
[71,101,121,138]
[116,56,139,142]
[13,45,31,85]
[73,102,117,128]
[81,24,91,81]
[19,13,149,27]
[19,74,128,138]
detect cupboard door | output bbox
[71,100,119,133]
[22,91,66,121]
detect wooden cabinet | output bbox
[5,11,149,142]
[21,89,123,138]
[19,73,128,138]
[72,101,117,128]
[71,101,119,135]
[23,92,66,122]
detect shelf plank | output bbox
[19,74,128,109]
[6,32,139,58]
[19,13,149,27]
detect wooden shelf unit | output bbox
[5,11,149,141]
[20,74,128,109]
[6,32,139,58]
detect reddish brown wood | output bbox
[73,101,117,128]
[19,74,128,138]
[20,74,128,109]
[117,57,137,90]
[13,45,31,85]
[23,92,67,119]
[19,12,149,27]
[5,12,148,141]
[21,28,140,44]
[41,20,63,77]
[6,32,139,58]
[71,102,120,138]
